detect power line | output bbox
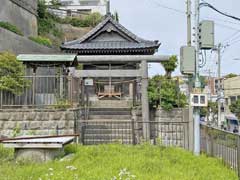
[148,0,186,15]
[200,1,240,22]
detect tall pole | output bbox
[187,0,192,46]
[217,43,222,127]
[194,0,201,155]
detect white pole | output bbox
[194,0,201,156]
[217,43,222,127]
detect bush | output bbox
[29,36,52,47]
[0,52,29,95]
[0,21,23,36]
[148,75,187,110]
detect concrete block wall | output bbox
[0,0,38,36]
[0,27,57,54]
[0,109,80,137]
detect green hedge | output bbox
[28,36,52,47]
[0,21,23,36]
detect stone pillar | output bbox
[141,60,150,140]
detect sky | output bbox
[110,0,240,77]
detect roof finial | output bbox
[106,0,111,16]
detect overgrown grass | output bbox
[0,144,237,180]
[0,21,23,36]
[28,36,52,47]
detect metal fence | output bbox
[200,124,240,176]
[0,76,81,109]
[79,120,190,150]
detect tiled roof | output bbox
[61,15,160,53]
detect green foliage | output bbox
[59,13,103,28]
[161,55,178,78]
[0,52,29,95]
[230,99,240,119]
[225,73,238,79]
[12,123,21,137]
[53,98,71,109]
[200,101,218,117]
[148,75,187,111]
[0,144,237,179]
[29,36,52,47]
[0,145,14,163]
[37,0,63,38]
[0,21,23,36]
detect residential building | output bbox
[46,0,107,17]
[224,76,240,106]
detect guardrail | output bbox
[200,124,240,177]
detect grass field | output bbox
[0,144,237,180]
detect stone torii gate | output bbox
[76,55,170,139]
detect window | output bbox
[80,0,100,6]
[230,96,237,104]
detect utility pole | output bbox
[187,0,192,46]
[217,43,222,127]
[193,0,201,156]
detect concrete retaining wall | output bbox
[0,109,79,137]
[0,27,57,54]
[0,0,38,36]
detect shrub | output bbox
[0,52,29,95]
[148,75,187,110]
[0,21,23,36]
[29,36,52,47]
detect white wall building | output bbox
[46,0,107,17]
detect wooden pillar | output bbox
[141,60,150,140]
[32,67,37,107]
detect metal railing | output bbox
[200,124,240,176]
[79,120,190,150]
[0,76,81,109]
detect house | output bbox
[46,0,107,17]
[224,76,240,106]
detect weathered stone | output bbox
[24,113,36,121]
[0,113,10,121]
[65,112,74,121]
[49,112,63,121]
[4,122,16,129]
[29,122,41,130]
[11,113,24,121]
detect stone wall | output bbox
[0,109,80,137]
[0,27,57,54]
[0,0,38,36]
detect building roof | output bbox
[61,15,160,55]
[17,54,78,67]
[17,54,77,62]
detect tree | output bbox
[84,12,103,27]
[148,75,187,111]
[37,0,47,19]
[112,11,120,22]
[230,99,240,119]
[161,55,178,78]
[225,73,238,79]
[0,52,28,95]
